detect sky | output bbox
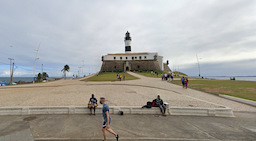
[0,0,256,77]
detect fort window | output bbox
[132,57,134,60]
[114,66,116,69]
[120,57,122,60]
[114,57,116,60]
[139,56,142,59]
[126,57,128,59]
[144,56,147,59]
[135,57,137,59]
[138,65,140,68]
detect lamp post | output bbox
[33,43,41,83]
[82,58,84,77]
[78,67,81,77]
[8,58,14,84]
[196,55,202,77]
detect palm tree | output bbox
[42,72,49,80]
[61,64,70,79]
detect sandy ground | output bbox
[0,72,256,112]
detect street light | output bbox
[33,43,41,83]
[78,67,81,77]
[196,55,202,77]
[82,57,85,77]
[8,58,14,84]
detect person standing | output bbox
[184,77,189,89]
[88,94,97,115]
[100,97,119,141]
[181,77,185,88]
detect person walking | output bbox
[100,97,119,141]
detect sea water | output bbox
[0,77,57,84]
[203,76,256,82]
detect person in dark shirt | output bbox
[88,94,97,115]
[154,95,166,116]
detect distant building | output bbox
[100,31,170,72]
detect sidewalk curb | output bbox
[0,106,234,117]
[219,95,256,107]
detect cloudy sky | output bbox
[0,0,256,77]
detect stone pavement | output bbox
[1,72,256,140]
[1,72,255,113]
[0,129,34,141]
[0,112,256,141]
[125,72,256,112]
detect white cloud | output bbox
[0,0,256,77]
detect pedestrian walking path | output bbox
[126,72,256,112]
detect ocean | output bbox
[0,77,59,84]
[203,76,256,81]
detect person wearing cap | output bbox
[88,94,97,115]
[154,95,166,116]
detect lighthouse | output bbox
[124,31,131,53]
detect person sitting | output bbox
[142,95,166,116]
[154,95,166,116]
[88,94,97,115]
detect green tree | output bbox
[42,72,49,80]
[61,64,70,79]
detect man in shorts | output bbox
[100,97,119,141]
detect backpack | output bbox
[184,79,187,83]
[144,101,152,108]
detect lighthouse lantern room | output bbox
[124,31,131,53]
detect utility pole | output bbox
[78,67,81,77]
[42,64,43,74]
[8,58,14,84]
[10,63,14,84]
[82,57,85,77]
[196,54,202,77]
[33,42,41,83]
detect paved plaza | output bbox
[0,112,256,141]
[0,72,256,140]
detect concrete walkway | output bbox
[0,112,256,141]
[1,72,256,140]
[125,72,256,112]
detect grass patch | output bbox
[171,79,256,101]
[82,72,138,81]
[135,71,188,78]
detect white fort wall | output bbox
[102,52,163,71]
[103,53,157,61]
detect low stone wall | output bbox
[0,106,234,117]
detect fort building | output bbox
[100,31,171,72]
